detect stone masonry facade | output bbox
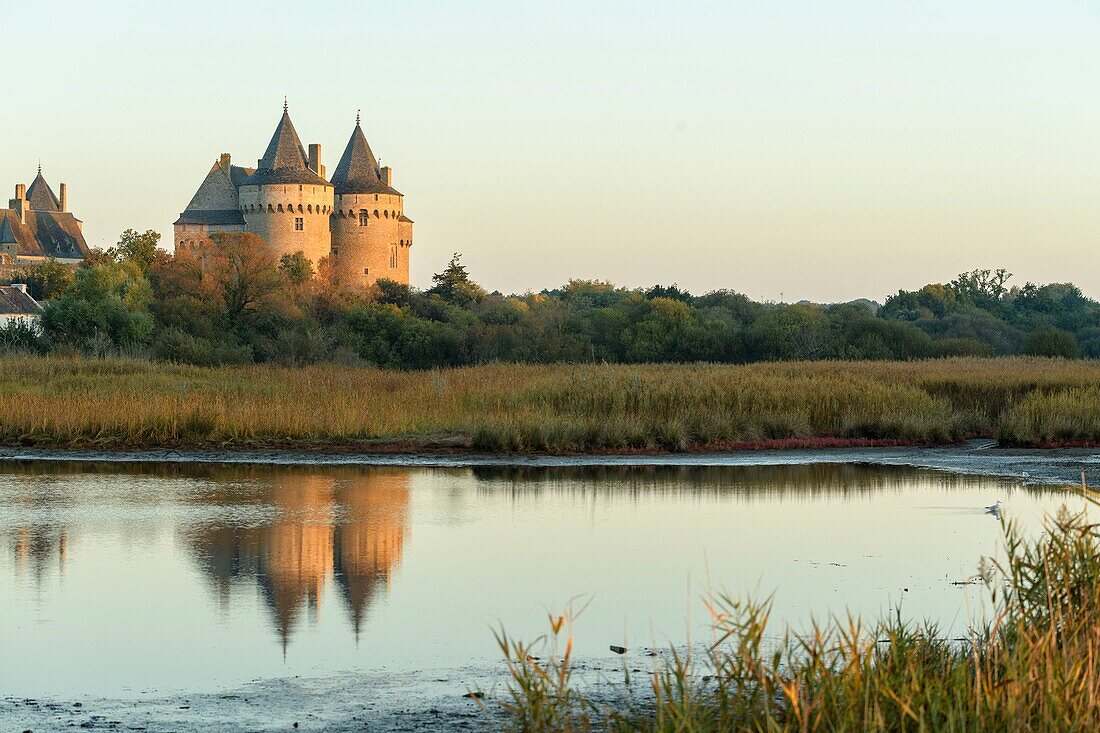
[174,106,412,287]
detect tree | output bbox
[41,261,154,350]
[948,268,1012,315]
[19,258,75,300]
[748,305,833,361]
[203,232,288,332]
[1020,327,1080,358]
[114,229,164,272]
[279,251,314,285]
[375,278,413,307]
[429,252,485,305]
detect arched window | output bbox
[307,204,312,214]
[278,204,284,212]
[384,210,390,219]
[359,210,369,227]
[297,204,304,213]
[374,209,380,218]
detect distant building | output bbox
[0,284,44,327]
[0,168,91,266]
[175,105,412,287]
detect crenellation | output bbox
[174,106,412,286]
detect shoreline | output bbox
[0,440,1096,488]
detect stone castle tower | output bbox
[175,105,412,287]
[238,105,334,264]
[330,113,412,286]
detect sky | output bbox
[3,0,1099,302]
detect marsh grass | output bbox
[498,496,1100,732]
[0,355,1098,450]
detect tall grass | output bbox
[498,498,1100,731]
[0,355,1097,450]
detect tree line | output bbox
[3,230,1095,366]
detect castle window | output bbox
[294,217,304,231]
[374,209,379,218]
[278,204,284,212]
[390,245,397,268]
[307,205,312,214]
[363,268,369,275]
[359,210,369,227]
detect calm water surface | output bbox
[0,462,1084,699]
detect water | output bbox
[0,460,1086,700]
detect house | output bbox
[0,168,92,266]
[0,284,44,327]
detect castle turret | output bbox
[238,105,334,265]
[329,113,412,287]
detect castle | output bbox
[174,105,412,287]
[0,168,91,266]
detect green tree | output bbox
[42,261,154,350]
[114,229,164,272]
[1020,327,1080,358]
[19,258,75,300]
[279,251,314,285]
[748,305,833,361]
[429,252,485,306]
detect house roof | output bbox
[176,156,258,227]
[330,121,402,196]
[26,170,61,212]
[0,208,90,260]
[0,286,44,315]
[245,110,330,187]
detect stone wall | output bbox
[330,192,411,287]
[239,183,334,264]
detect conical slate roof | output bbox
[245,109,330,187]
[331,119,401,196]
[26,170,61,212]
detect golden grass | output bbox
[0,355,1097,450]
[497,502,1100,731]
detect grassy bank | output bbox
[0,356,1098,451]
[496,500,1100,731]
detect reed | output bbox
[0,355,1098,450]
[498,498,1100,731]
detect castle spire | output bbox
[330,120,399,195]
[356,109,361,127]
[245,108,329,186]
[283,96,288,114]
[27,167,60,212]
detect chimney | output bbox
[381,166,393,186]
[59,183,68,212]
[308,144,322,175]
[219,153,231,168]
[9,184,27,224]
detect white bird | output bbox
[985,501,1003,516]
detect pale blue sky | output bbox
[3,1,1099,301]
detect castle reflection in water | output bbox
[181,467,410,649]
